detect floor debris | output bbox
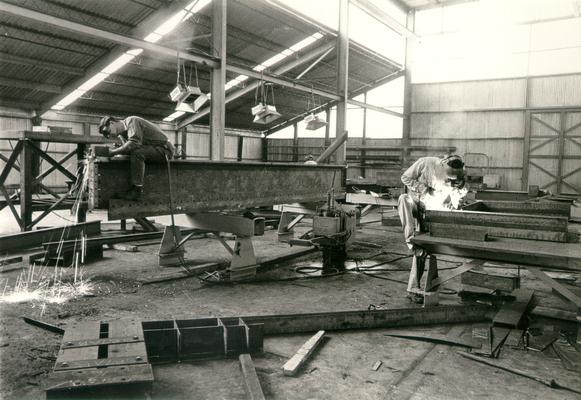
[283,330,326,376]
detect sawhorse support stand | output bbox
[158,212,264,281]
[409,254,485,307]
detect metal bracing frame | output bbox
[350,0,416,39]
[523,108,581,194]
[0,131,114,231]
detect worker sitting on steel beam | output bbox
[97,115,175,201]
[398,154,466,299]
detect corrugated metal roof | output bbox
[0,0,402,132]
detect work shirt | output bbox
[401,157,456,202]
[123,116,170,147]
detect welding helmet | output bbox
[441,154,464,179]
[98,116,115,137]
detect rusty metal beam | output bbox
[464,200,571,218]
[411,234,581,271]
[89,160,346,219]
[426,210,568,233]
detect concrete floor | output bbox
[1,209,581,399]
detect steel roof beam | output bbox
[351,0,416,39]
[177,41,337,129]
[264,70,405,135]
[0,76,62,94]
[0,0,213,115]
[0,1,343,114]
[0,52,84,76]
[0,1,219,67]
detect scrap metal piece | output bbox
[383,330,481,349]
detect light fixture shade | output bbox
[169,84,204,104]
[304,113,327,130]
[251,103,282,124]
[173,89,208,114]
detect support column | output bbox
[401,9,415,169]
[324,108,331,148]
[361,92,367,178]
[261,137,268,162]
[237,136,244,162]
[335,0,349,165]
[76,143,87,223]
[180,127,187,159]
[20,140,33,231]
[210,0,226,160]
[293,123,299,162]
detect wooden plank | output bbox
[0,221,100,253]
[461,269,520,292]
[383,330,481,349]
[239,354,266,400]
[429,223,488,242]
[493,289,535,328]
[527,268,581,312]
[411,234,581,271]
[283,330,326,376]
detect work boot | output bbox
[115,185,143,201]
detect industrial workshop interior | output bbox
[2,0,581,399]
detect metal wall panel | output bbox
[410,138,523,190]
[242,137,262,160]
[412,79,526,112]
[529,75,581,108]
[411,112,525,139]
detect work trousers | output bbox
[398,193,427,292]
[130,145,171,187]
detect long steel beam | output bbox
[412,234,581,271]
[89,160,346,219]
[241,304,493,334]
[351,0,416,39]
[426,210,568,232]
